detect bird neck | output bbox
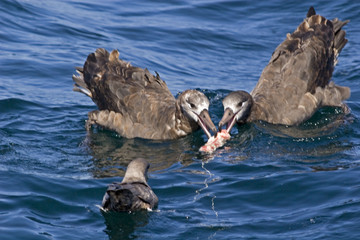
[247,96,268,122]
[122,175,147,185]
[174,100,199,135]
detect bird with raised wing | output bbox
[219,7,350,133]
[73,48,217,140]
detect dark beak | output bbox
[218,108,237,133]
[197,109,217,139]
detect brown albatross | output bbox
[101,158,158,212]
[73,48,217,140]
[219,7,350,132]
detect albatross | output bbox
[219,7,350,133]
[101,158,158,212]
[73,48,217,140]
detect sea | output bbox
[1,0,360,239]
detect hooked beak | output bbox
[218,108,237,133]
[197,109,217,139]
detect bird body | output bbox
[101,158,158,212]
[219,7,350,132]
[73,48,216,139]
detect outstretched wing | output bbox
[83,48,175,114]
[250,7,349,124]
[73,48,179,138]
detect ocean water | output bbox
[1,0,360,239]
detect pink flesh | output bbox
[199,130,231,153]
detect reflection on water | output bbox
[217,106,355,172]
[102,210,151,240]
[82,105,355,178]
[81,128,207,178]
[254,106,353,139]
[1,0,359,238]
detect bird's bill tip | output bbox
[218,108,235,132]
[198,109,217,139]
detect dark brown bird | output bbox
[73,48,217,140]
[219,7,350,133]
[101,158,158,212]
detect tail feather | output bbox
[83,48,110,84]
[305,7,349,58]
[72,48,125,108]
[72,72,87,89]
[72,49,112,99]
[75,66,83,73]
[72,69,92,98]
[334,29,347,53]
[306,6,316,18]
[332,18,349,63]
[332,18,350,34]
[73,84,92,98]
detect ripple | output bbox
[0,0,359,239]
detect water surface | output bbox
[1,0,360,239]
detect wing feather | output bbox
[250,8,349,124]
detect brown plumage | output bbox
[73,48,217,140]
[101,158,158,212]
[219,7,350,132]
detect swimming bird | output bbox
[218,7,350,132]
[73,48,217,140]
[101,158,158,212]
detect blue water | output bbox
[1,0,360,239]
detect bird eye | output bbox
[190,103,195,108]
[238,102,243,107]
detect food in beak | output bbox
[199,129,231,153]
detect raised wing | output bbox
[83,48,175,115]
[250,7,349,124]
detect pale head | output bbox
[178,90,217,138]
[218,91,253,132]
